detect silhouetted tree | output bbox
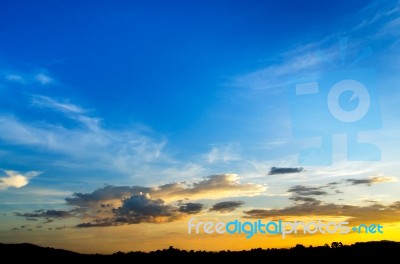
[294,244,306,250]
[331,242,343,248]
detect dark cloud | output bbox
[178,203,204,214]
[346,176,394,186]
[325,182,340,190]
[14,210,72,219]
[269,167,303,175]
[288,185,327,196]
[210,201,244,213]
[321,176,394,189]
[18,175,265,228]
[76,222,108,228]
[66,185,150,207]
[289,196,321,205]
[346,179,374,186]
[363,199,379,203]
[114,193,178,221]
[77,193,182,227]
[76,217,119,228]
[243,200,400,225]
[388,201,400,210]
[327,182,339,186]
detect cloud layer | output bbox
[244,201,400,225]
[244,176,400,224]
[16,174,265,228]
[66,174,265,207]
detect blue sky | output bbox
[0,0,399,252]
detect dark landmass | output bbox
[0,240,399,260]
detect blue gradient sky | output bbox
[0,0,399,252]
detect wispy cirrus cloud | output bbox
[0,103,166,175]
[3,71,53,85]
[350,0,400,37]
[0,64,204,184]
[206,143,241,163]
[232,0,400,93]
[0,66,211,183]
[31,95,84,114]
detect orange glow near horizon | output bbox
[2,217,399,254]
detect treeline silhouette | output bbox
[0,240,398,260]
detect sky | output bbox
[0,0,399,253]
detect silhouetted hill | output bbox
[1,240,399,260]
[0,243,81,257]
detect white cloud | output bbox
[0,85,198,183]
[158,163,206,181]
[5,74,26,84]
[233,1,400,93]
[31,95,83,114]
[206,143,241,163]
[351,1,400,35]
[0,107,167,176]
[0,115,46,145]
[3,69,54,86]
[17,187,72,197]
[31,95,104,132]
[232,43,326,92]
[380,16,400,36]
[34,73,53,85]
[0,170,40,190]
